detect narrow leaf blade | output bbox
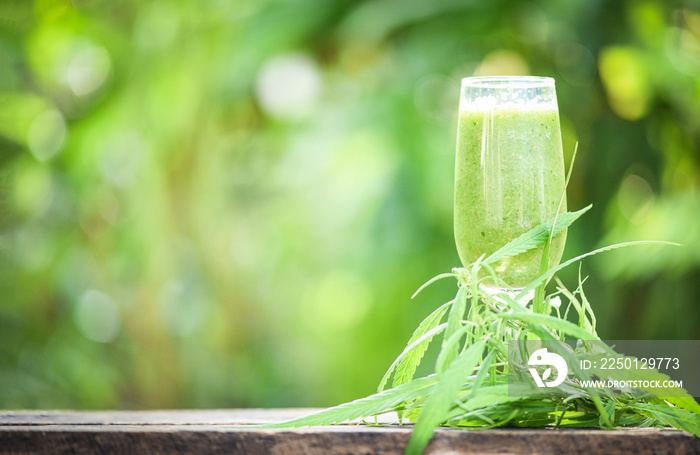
[392,302,452,389]
[514,241,681,302]
[484,206,591,265]
[378,323,447,392]
[632,403,700,437]
[263,376,437,428]
[439,286,468,372]
[411,273,457,299]
[406,340,486,455]
[495,311,598,341]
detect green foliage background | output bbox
[0,0,698,409]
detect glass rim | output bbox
[461,76,554,88]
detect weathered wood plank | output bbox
[0,409,325,426]
[0,410,698,455]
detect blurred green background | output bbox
[0,0,698,410]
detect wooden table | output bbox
[0,409,697,454]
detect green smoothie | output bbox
[454,105,566,288]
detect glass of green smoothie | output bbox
[454,76,566,290]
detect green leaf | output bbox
[632,403,700,437]
[411,272,458,299]
[435,321,473,374]
[483,205,591,266]
[263,376,438,428]
[389,300,452,390]
[456,384,514,413]
[450,397,565,427]
[377,323,448,392]
[533,142,580,315]
[577,268,597,337]
[464,349,498,401]
[261,219,691,445]
[439,285,468,371]
[494,306,599,341]
[405,340,486,455]
[599,399,615,427]
[514,241,682,302]
[666,396,700,415]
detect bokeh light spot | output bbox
[13,225,52,271]
[473,50,529,77]
[97,130,144,188]
[75,290,121,343]
[27,109,66,162]
[617,174,655,224]
[598,47,650,120]
[159,280,205,337]
[65,45,111,97]
[255,53,322,122]
[665,27,700,76]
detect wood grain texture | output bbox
[0,410,698,455]
[0,409,321,426]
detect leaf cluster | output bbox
[262,210,696,454]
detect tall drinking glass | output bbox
[454,76,567,289]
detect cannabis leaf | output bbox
[483,205,591,265]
